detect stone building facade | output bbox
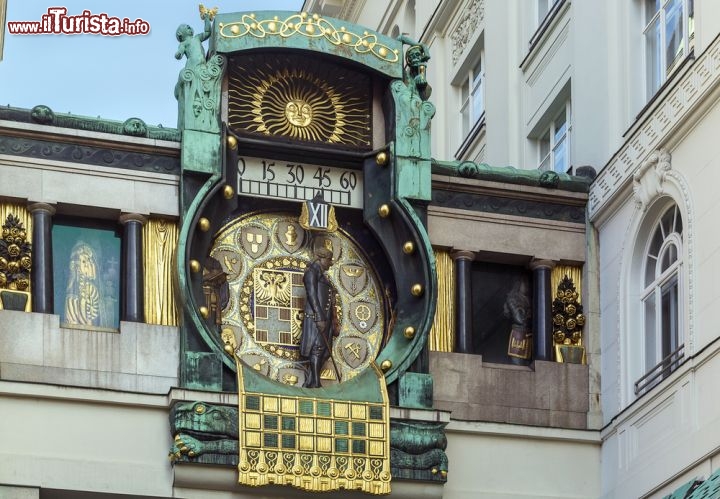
[3,1,718,498]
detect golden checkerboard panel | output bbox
[238,392,391,493]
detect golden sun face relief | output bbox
[228,54,372,149]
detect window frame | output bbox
[537,0,561,26]
[459,55,485,140]
[537,101,571,174]
[528,0,566,49]
[643,0,694,99]
[634,204,685,395]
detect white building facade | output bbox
[2,1,720,498]
[303,0,720,497]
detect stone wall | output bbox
[430,351,589,429]
[0,309,178,393]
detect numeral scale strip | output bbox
[239,179,352,207]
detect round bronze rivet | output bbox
[380,360,392,372]
[403,241,415,254]
[189,260,201,273]
[376,151,388,166]
[198,217,210,232]
[378,204,390,218]
[411,284,423,297]
[227,135,238,150]
[223,185,235,199]
[404,326,416,339]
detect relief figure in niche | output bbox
[505,277,532,365]
[64,242,110,327]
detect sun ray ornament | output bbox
[228,53,372,149]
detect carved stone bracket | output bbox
[632,149,672,212]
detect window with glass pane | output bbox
[459,57,484,138]
[644,0,694,98]
[537,103,570,173]
[538,0,549,23]
[639,204,683,390]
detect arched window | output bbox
[635,204,684,394]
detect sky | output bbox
[0,1,304,128]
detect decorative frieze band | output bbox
[451,0,484,65]
[589,39,720,219]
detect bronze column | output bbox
[452,250,475,354]
[28,203,56,314]
[119,213,146,323]
[530,259,555,361]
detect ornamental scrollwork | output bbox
[219,12,400,64]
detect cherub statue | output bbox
[174,5,222,132]
[174,5,215,69]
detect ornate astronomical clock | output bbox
[210,212,387,386]
[172,9,444,494]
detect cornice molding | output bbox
[589,37,720,219]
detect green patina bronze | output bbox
[211,11,403,79]
[432,158,592,193]
[176,171,226,389]
[398,372,434,409]
[175,10,438,392]
[174,9,228,388]
[390,39,435,201]
[390,420,448,482]
[169,399,448,481]
[0,105,180,141]
[173,9,445,483]
[662,466,720,498]
[169,401,239,464]
[174,9,224,135]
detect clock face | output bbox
[210,212,386,387]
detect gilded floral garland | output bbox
[219,12,399,64]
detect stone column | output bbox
[28,203,56,314]
[530,259,555,361]
[452,250,475,354]
[119,213,147,323]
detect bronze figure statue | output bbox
[300,247,338,388]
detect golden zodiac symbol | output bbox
[342,266,364,278]
[344,342,361,360]
[284,224,297,246]
[354,304,372,321]
[224,255,239,274]
[342,264,366,294]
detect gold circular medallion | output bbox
[211,213,386,385]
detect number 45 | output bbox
[314,168,331,187]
